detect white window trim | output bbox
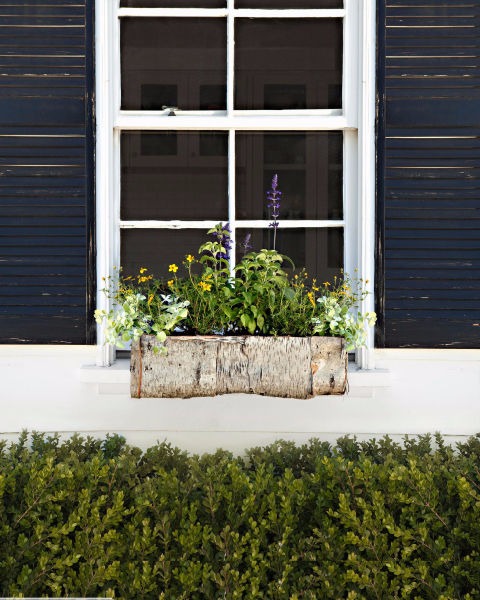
[95,0,376,369]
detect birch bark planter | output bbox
[130,335,347,399]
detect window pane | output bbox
[236,228,343,283]
[121,18,227,111]
[236,132,343,220]
[235,19,342,110]
[122,229,208,276]
[236,0,341,7]
[121,132,228,220]
[121,0,225,7]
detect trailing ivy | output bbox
[0,432,480,598]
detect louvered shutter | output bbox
[0,0,95,344]
[377,0,480,347]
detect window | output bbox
[96,0,376,367]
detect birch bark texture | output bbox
[131,335,347,399]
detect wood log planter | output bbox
[130,335,347,399]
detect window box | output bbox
[130,334,347,399]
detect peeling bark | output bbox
[131,335,347,399]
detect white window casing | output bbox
[95,0,376,369]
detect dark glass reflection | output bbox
[121,132,228,220]
[122,229,208,277]
[236,132,343,220]
[121,0,225,7]
[236,228,343,283]
[236,0,341,6]
[235,19,342,110]
[121,18,226,110]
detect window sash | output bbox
[115,2,357,124]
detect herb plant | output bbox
[96,176,376,348]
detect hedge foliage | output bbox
[1,432,480,598]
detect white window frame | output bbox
[95,0,376,369]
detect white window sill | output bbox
[347,365,391,388]
[79,360,391,391]
[79,359,130,384]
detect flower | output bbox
[211,223,232,261]
[267,174,282,249]
[198,281,212,292]
[240,233,252,256]
[96,226,375,351]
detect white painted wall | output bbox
[0,346,479,453]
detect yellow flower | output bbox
[307,291,316,308]
[148,294,154,305]
[137,275,152,283]
[198,281,212,292]
[168,264,178,273]
[312,285,319,292]
[323,281,331,287]
[167,279,174,287]
[186,254,195,263]
[139,267,148,274]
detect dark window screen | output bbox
[121,18,226,111]
[236,228,343,283]
[236,0,341,6]
[236,132,343,221]
[122,229,209,277]
[121,132,228,221]
[121,0,225,7]
[235,19,342,110]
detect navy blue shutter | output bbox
[377,0,480,348]
[0,0,95,343]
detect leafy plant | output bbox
[2,432,480,598]
[229,248,291,334]
[94,269,188,350]
[312,274,377,350]
[96,176,376,347]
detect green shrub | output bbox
[0,432,480,598]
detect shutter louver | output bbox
[0,0,94,343]
[378,0,480,348]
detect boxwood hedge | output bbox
[1,432,480,599]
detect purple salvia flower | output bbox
[267,174,281,250]
[240,232,252,256]
[210,222,232,261]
